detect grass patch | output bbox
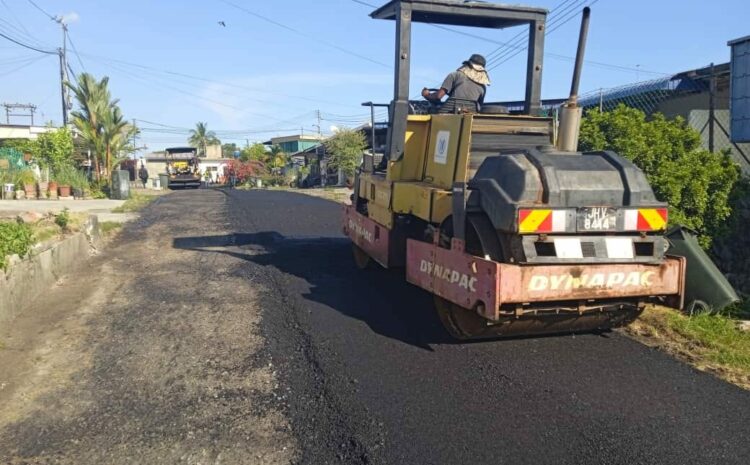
[111,193,158,213]
[99,221,123,237]
[627,306,750,389]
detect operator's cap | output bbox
[464,54,487,71]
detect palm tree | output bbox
[102,105,135,174]
[67,73,110,181]
[68,73,137,180]
[188,122,220,157]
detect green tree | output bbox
[323,128,366,178]
[188,122,220,157]
[36,127,74,172]
[240,143,268,163]
[579,105,740,248]
[67,73,135,181]
[268,144,288,171]
[67,73,109,181]
[222,142,239,158]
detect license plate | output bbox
[578,207,617,231]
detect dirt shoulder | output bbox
[0,190,297,464]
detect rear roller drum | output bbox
[433,213,642,340]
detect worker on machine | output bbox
[421,53,490,113]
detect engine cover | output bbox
[467,148,664,233]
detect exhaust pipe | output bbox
[557,7,591,152]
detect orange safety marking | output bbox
[519,209,552,233]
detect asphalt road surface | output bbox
[222,189,750,465]
[2,189,749,465]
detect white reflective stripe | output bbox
[552,210,567,232]
[553,238,583,259]
[605,237,634,259]
[624,209,639,230]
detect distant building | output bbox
[0,124,54,141]
[267,134,323,154]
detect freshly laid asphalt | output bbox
[220,189,750,465]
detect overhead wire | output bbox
[66,33,85,71]
[0,53,49,77]
[219,0,391,69]
[487,0,588,66]
[0,30,57,55]
[25,0,56,21]
[488,0,602,71]
[485,0,579,63]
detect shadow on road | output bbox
[173,232,453,350]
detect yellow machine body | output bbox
[358,113,554,229]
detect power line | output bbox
[66,33,85,70]
[25,0,55,21]
[488,0,601,71]
[220,0,391,69]
[0,30,56,54]
[487,0,586,66]
[0,54,49,77]
[485,0,579,63]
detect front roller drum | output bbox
[434,297,643,340]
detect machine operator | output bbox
[421,54,490,113]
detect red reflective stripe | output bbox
[519,209,532,223]
[656,208,668,223]
[537,213,553,232]
[637,211,650,230]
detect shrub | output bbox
[259,173,286,187]
[0,220,34,270]
[55,208,70,230]
[579,105,740,248]
[324,129,366,178]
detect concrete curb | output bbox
[0,215,101,325]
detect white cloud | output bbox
[60,12,79,24]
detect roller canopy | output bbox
[371,0,547,29]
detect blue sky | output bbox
[1,0,748,152]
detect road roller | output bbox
[343,0,686,339]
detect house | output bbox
[268,134,324,154]
[0,124,54,141]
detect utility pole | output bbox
[132,118,138,159]
[55,17,70,126]
[314,110,322,138]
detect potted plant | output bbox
[54,165,74,198]
[48,178,59,199]
[17,169,36,199]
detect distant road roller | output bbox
[343,0,686,339]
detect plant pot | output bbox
[37,181,48,197]
[58,185,72,198]
[48,181,59,199]
[15,190,25,200]
[24,183,36,199]
[72,187,84,199]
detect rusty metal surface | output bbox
[406,238,684,319]
[342,205,391,267]
[499,259,683,303]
